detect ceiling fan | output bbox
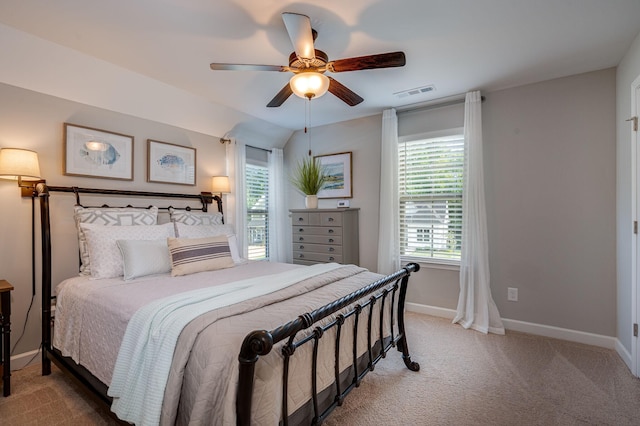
[209,12,406,107]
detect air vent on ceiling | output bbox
[394,85,435,99]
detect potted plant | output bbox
[291,156,326,209]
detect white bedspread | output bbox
[107,263,343,426]
[53,261,302,385]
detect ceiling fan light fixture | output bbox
[290,71,330,100]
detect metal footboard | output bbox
[236,262,420,425]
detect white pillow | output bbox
[174,223,242,263]
[74,206,159,275]
[81,222,175,279]
[116,239,172,280]
[169,209,224,226]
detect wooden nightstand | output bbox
[0,279,13,397]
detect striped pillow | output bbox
[167,236,234,277]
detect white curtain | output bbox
[453,91,504,335]
[377,108,401,275]
[268,148,288,262]
[226,140,248,259]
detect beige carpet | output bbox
[2,312,640,425]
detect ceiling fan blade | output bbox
[210,63,287,72]
[329,51,406,72]
[328,77,364,106]
[282,12,315,61]
[267,83,294,107]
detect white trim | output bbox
[10,348,41,371]
[401,259,460,271]
[617,338,633,371]
[406,303,616,349]
[406,302,456,319]
[632,72,640,376]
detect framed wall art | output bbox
[315,151,352,198]
[64,123,134,180]
[147,139,196,186]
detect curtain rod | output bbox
[246,144,272,153]
[219,137,272,153]
[396,94,486,115]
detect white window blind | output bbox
[246,162,269,260]
[398,134,464,262]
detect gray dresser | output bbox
[290,208,359,266]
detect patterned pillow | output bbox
[169,208,224,226]
[167,236,234,277]
[173,223,241,263]
[81,222,175,279]
[74,206,158,275]
[116,239,172,280]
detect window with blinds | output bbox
[398,134,464,262]
[246,162,269,260]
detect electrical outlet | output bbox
[507,287,518,302]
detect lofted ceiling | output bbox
[1,0,639,131]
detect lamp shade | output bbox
[211,176,230,194]
[290,71,330,100]
[0,148,41,180]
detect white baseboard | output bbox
[10,349,41,371]
[616,339,633,371]
[406,302,616,350]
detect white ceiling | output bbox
[1,0,639,131]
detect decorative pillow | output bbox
[169,208,224,226]
[174,223,242,263]
[174,222,235,238]
[167,236,235,277]
[74,206,159,275]
[81,222,175,279]
[116,239,172,280]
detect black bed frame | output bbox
[36,183,420,425]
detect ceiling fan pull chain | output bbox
[307,98,312,156]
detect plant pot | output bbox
[305,195,318,209]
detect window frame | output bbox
[398,128,464,269]
[245,158,269,261]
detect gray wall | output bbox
[484,68,616,335]
[0,83,226,356]
[285,68,617,337]
[284,115,382,272]
[617,30,640,355]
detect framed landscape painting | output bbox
[315,151,352,198]
[64,123,134,180]
[147,140,196,186]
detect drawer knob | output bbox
[299,245,304,249]
[298,237,304,241]
[328,238,334,243]
[299,228,304,232]
[328,217,334,222]
[329,257,335,261]
[329,247,334,252]
[299,254,305,259]
[298,217,304,221]
[328,229,334,234]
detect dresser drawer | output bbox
[292,234,342,245]
[293,243,343,254]
[319,212,342,226]
[291,212,309,225]
[292,226,343,236]
[293,251,343,263]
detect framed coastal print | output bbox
[315,151,352,198]
[63,123,134,180]
[147,140,196,186]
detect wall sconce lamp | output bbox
[211,176,231,198]
[0,148,45,297]
[0,148,45,197]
